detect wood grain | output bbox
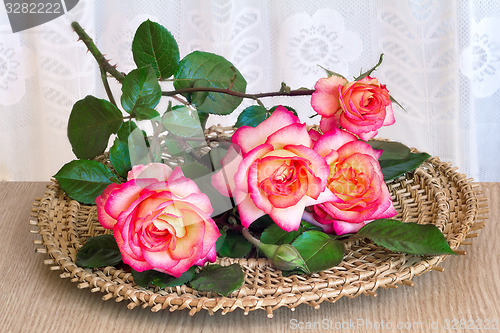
[0,182,498,333]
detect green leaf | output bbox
[67,95,123,159]
[162,106,205,137]
[248,214,274,233]
[260,224,302,245]
[235,105,299,128]
[368,140,410,160]
[117,121,139,141]
[189,264,244,296]
[291,231,345,273]
[109,139,131,178]
[132,20,180,79]
[378,152,430,181]
[179,152,211,178]
[318,65,347,81]
[390,94,406,112]
[197,111,210,129]
[217,229,253,258]
[190,79,211,107]
[358,219,456,255]
[121,66,161,114]
[180,161,211,179]
[54,160,116,204]
[355,53,384,81]
[164,134,205,157]
[132,266,196,288]
[367,141,430,181]
[76,235,122,268]
[300,220,323,231]
[134,107,160,120]
[235,105,268,128]
[127,126,153,166]
[174,51,247,115]
[215,229,227,253]
[164,134,184,156]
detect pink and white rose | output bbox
[212,106,338,232]
[96,163,220,277]
[312,128,397,235]
[311,75,395,140]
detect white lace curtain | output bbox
[0,0,499,181]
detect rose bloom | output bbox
[311,128,397,235]
[96,163,220,277]
[311,75,395,140]
[212,106,338,232]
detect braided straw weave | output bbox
[30,129,489,317]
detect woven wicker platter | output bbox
[30,153,488,317]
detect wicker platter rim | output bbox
[30,154,489,317]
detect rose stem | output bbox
[71,21,316,102]
[241,228,262,248]
[71,21,126,83]
[99,67,117,107]
[161,87,315,100]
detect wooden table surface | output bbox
[0,182,498,333]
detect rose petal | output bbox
[311,76,347,117]
[195,243,217,266]
[265,123,312,149]
[141,250,183,275]
[284,144,329,190]
[357,130,379,141]
[236,193,266,228]
[332,220,367,236]
[337,140,381,162]
[308,128,322,143]
[319,114,341,133]
[313,128,357,157]
[196,220,221,260]
[234,144,273,194]
[127,163,173,181]
[114,218,153,272]
[231,106,300,154]
[383,103,395,126]
[268,200,309,232]
[105,179,155,220]
[96,183,121,229]
[211,144,243,197]
[168,213,204,260]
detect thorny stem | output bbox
[72,21,317,106]
[162,87,315,100]
[71,22,126,83]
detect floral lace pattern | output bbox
[181,1,263,92]
[461,17,500,98]
[278,9,362,89]
[376,1,458,122]
[0,26,33,106]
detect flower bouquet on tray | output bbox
[33,20,486,316]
